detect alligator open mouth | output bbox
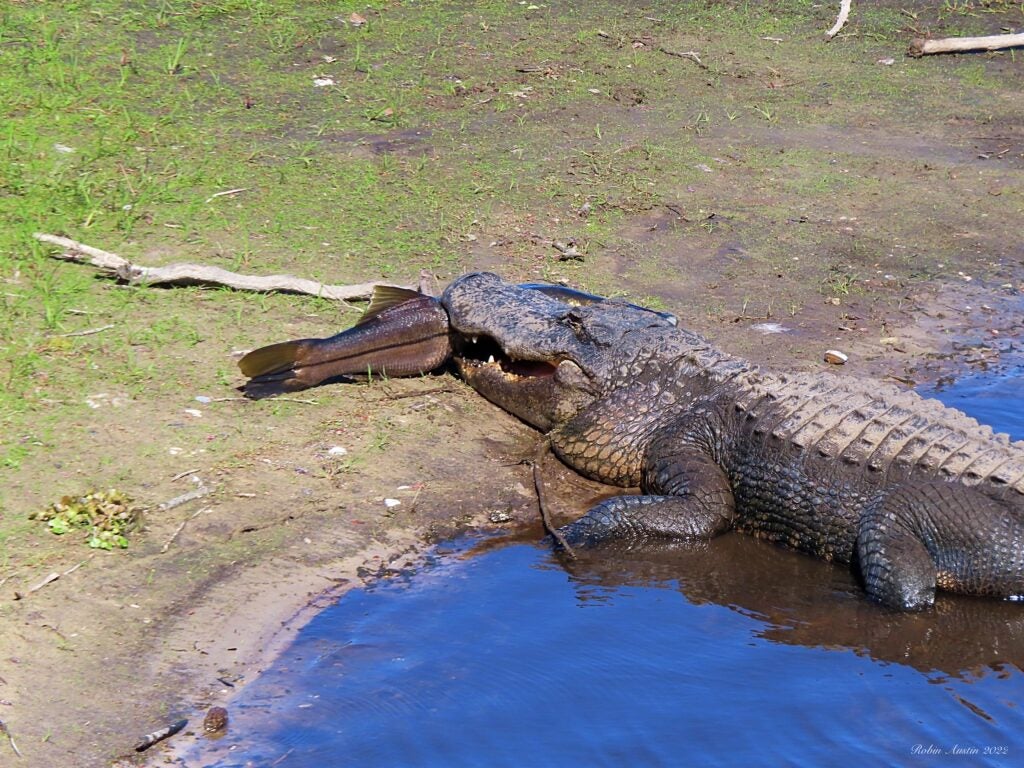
[452,334,559,380]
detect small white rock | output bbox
[384,498,401,508]
[195,395,212,403]
[327,446,348,456]
[313,76,335,87]
[824,349,848,365]
[750,322,789,334]
[183,408,202,418]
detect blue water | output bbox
[181,361,1024,768]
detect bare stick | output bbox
[909,32,1024,57]
[204,187,250,203]
[658,47,708,69]
[57,324,115,338]
[161,507,209,553]
[825,0,852,40]
[0,719,22,758]
[33,233,411,301]
[28,572,60,594]
[62,556,92,576]
[532,439,576,559]
[134,718,188,752]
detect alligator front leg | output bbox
[561,430,737,548]
[558,494,735,547]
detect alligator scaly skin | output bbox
[439,274,1024,610]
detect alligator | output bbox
[240,272,1024,610]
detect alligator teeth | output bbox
[487,355,495,364]
[472,336,479,344]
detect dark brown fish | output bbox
[239,287,451,399]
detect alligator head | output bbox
[440,272,679,431]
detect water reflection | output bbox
[558,534,1024,682]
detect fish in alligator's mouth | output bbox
[238,273,674,418]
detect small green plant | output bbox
[30,489,142,550]
[166,36,189,75]
[822,265,859,297]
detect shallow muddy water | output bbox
[183,363,1024,767]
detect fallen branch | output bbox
[908,32,1024,57]
[33,233,411,301]
[134,718,188,752]
[825,0,852,40]
[658,46,708,69]
[532,439,576,559]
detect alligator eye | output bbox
[560,309,589,337]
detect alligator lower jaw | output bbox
[451,334,559,382]
[453,355,558,384]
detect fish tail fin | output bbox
[239,339,350,399]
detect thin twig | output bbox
[658,47,708,69]
[57,324,115,338]
[0,719,21,758]
[33,233,411,301]
[204,187,250,203]
[27,573,60,594]
[171,468,200,482]
[62,556,92,577]
[825,0,852,40]
[161,507,209,553]
[13,558,90,600]
[532,438,576,559]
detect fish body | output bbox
[239,288,450,399]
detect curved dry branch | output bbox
[33,233,410,301]
[825,0,852,40]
